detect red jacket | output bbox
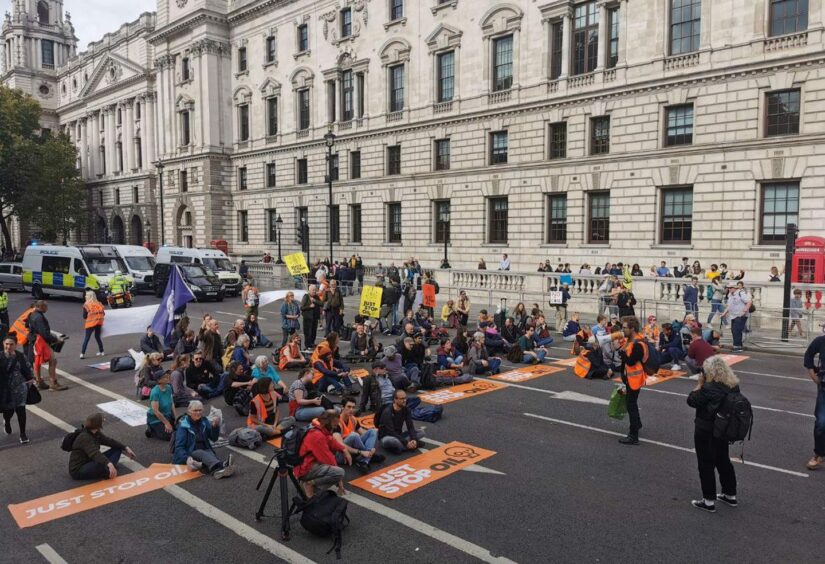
[294,422,346,479]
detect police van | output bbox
[155,247,242,296]
[22,245,129,299]
[112,245,156,292]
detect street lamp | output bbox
[275,214,284,264]
[301,215,310,263]
[324,128,336,265]
[781,222,798,342]
[153,161,165,245]
[440,208,451,269]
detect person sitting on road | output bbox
[436,339,464,370]
[452,327,470,358]
[222,361,255,406]
[145,370,177,441]
[69,412,136,480]
[400,336,427,389]
[381,345,411,390]
[658,322,685,371]
[168,317,190,354]
[288,368,326,421]
[686,326,717,375]
[500,317,521,345]
[643,315,661,345]
[247,377,295,439]
[484,326,511,355]
[231,334,253,375]
[562,313,581,342]
[140,326,169,358]
[278,333,309,370]
[251,355,288,397]
[244,314,273,349]
[377,389,423,454]
[186,351,222,399]
[172,400,235,479]
[441,299,458,329]
[224,319,246,350]
[533,315,554,348]
[295,409,349,497]
[170,354,199,407]
[518,326,547,364]
[571,323,593,355]
[137,352,166,398]
[311,333,351,395]
[334,396,383,473]
[358,360,395,414]
[399,310,418,332]
[174,330,197,357]
[468,332,502,375]
[591,314,608,338]
[395,322,420,349]
[349,323,381,363]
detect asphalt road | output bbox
[1,290,822,564]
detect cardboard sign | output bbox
[8,464,200,529]
[97,399,148,427]
[418,380,506,405]
[359,285,383,318]
[349,441,496,499]
[284,253,309,276]
[357,414,375,430]
[549,291,563,305]
[89,362,110,371]
[422,284,436,308]
[491,364,565,383]
[350,368,369,379]
[717,354,748,366]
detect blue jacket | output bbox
[683,285,698,304]
[172,415,219,465]
[562,320,580,337]
[659,330,681,350]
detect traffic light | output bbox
[296,225,304,248]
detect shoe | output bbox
[670,363,681,371]
[97,351,105,357]
[213,463,235,480]
[732,347,744,353]
[227,453,234,467]
[806,456,823,470]
[19,433,29,444]
[4,420,11,434]
[36,381,49,390]
[691,499,716,513]
[79,353,85,359]
[370,453,386,465]
[186,456,203,471]
[716,494,738,507]
[145,428,152,439]
[49,383,69,391]
[618,435,639,445]
[355,462,370,475]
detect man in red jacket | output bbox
[295,410,351,496]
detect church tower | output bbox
[1,0,78,130]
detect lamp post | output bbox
[324,128,336,265]
[275,214,284,264]
[301,215,310,264]
[153,161,165,245]
[781,222,798,342]
[146,220,152,247]
[440,208,451,269]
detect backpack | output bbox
[233,387,253,417]
[670,320,684,335]
[283,425,313,467]
[418,362,436,390]
[705,285,714,301]
[228,427,263,450]
[60,428,82,452]
[713,390,753,443]
[640,339,661,376]
[407,396,443,423]
[110,355,136,372]
[294,490,350,559]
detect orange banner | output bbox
[357,414,375,430]
[349,441,496,499]
[717,354,748,366]
[350,368,369,380]
[612,368,685,387]
[8,464,201,529]
[553,357,579,367]
[267,436,283,448]
[418,380,506,405]
[491,364,565,383]
[422,284,436,308]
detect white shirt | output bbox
[499,258,511,270]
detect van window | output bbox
[43,256,71,275]
[170,256,193,264]
[12,266,21,275]
[74,259,89,276]
[124,256,156,271]
[87,258,127,275]
[202,258,232,271]
[0,265,9,274]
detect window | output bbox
[182,57,190,81]
[239,211,249,242]
[297,24,309,52]
[435,200,450,243]
[493,35,513,91]
[238,167,248,190]
[296,207,309,242]
[760,182,799,244]
[115,188,121,205]
[588,192,610,243]
[135,138,142,169]
[136,103,141,120]
[387,203,402,242]
[266,97,278,136]
[266,36,277,63]
[99,191,103,206]
[390,0,404,21]
[660,187,693,243]
[342,70,354,121]
[297,159,308,184]
[670,0,701,55]
[238,47,248,72]
[607,7,620,69]
[330,205,340,243]
[490,131,508,165]
[350,151,361,179]
[42,256,70,275]
[238,104,250,142]
[117,108,122,126]
[298,89,310,130]
[100,147,106,175]
[133,186,139,203]
[266,163,277,188]
[590,116,610,155]
[488,197,509,244]
[181,111,191,146]
[267,209,278,243]
[549,122,567,159]
[357,73,365,117]
[665,104,694,146]
[116,142,123,172]
[326,80,337,123]
[341,8,352,38]
[389,64,405,112]
[766,89,801,137]
[770,0,808,36]
[41,39,54,67]
[573,1,598,75]
[437,51,455,102]
[180,170,188,193]
[550,22,563,80]
[547,194,567,244]
[387,145,401,175]
[435,139,451,171]
[329,153,339,181]
[350,204,362,243]
[37,1,49,24]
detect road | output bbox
[0,290,821,564]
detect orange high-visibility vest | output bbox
[84,302,105,329]
[279,342,300,370]
[573,351,591,378]
[247,393,276,428]
[310,341,334,384]
[339,414,356,437]
[11,307,35,346]
[624,336,648,391]
[571,330,588,355]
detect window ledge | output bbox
[262,60,278,69]
[749,244,786,250]
[385,242,403,246]
[649,244,694,250]
[234,70,249,79]
[540,243,569,248]
[431,0,458,14]
[177,77,194,87]
[265,134,280,143]
[481,243,508,248]
[293,50,311,61]
[332,35,358,47]
[384,17,407,31]
[237,141,249,149]
[580,244,611,249]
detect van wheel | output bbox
[32,285,45,300]
[154,286,163,298]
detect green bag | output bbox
[608,387,627,420]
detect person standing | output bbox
[0,286,9,341]
[280,291,301,347]
[618,316,646,445]
[80,291,105,359]
[803,327,825,470]
[323,280,344,336]
[499,254,511,271]
[0,335,34,444]
[683,277,699,316]
[68,413,136,480]
[28,301,68,391]
[301,285,323,348]
[722,282,751,352]
[686,356,740,512]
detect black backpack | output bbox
[294,490,350,559]
[640,340,662,376]
[60,428,82,452]
[714,390,753,443]
[283,425,313,467]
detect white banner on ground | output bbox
[97,399,147,427]
[101,305,158,339]
[259,290,307,308]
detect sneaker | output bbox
[370,453,386,465]
[19,433,29,444]
[145,428,152,439]
[186,456,203,471]
[355,461,370,475]
[79,353,85,359]
[806,456,823,470]
[716,494,738,507]
[97,351,105,357]
[36,381,49,390]
[213,463,235,480]
[4,420,11,435]
[49,383,69,391]
[732,347,744,353]
[691,499,716,513]
[670,363,681,371]
[618,435,639,445]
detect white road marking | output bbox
[734,370,809,383]
[523,412,809,478]
[35,544,68,564]
[551,391,609,405]
[643,387,815,418]
[215,311,268,321]
[27,406,315,564]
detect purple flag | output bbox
[150,265,196,343]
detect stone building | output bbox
[3,0,824,272]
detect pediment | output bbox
[79,53,146,98]
[425,23,463,51]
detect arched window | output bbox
[37,1,49,24]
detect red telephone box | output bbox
[210,239,229,255]
[791,236,825,284]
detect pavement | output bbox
[0,290,822,564]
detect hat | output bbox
[383,345,397,357]
[372,360,386,370]
[647,315,657,322]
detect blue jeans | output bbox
[815,383,825,457]
[318,373,345,393]
[523,350,546,363]
[707,300,724,324]
[81,326,104,355]
[190,448,223,473]
[535,336,554,347]
[295,405,325,422]
[731,315,747,348]
[474,358,501,374]
[381,430,425,454]
[199,373,228,399]
[660,346,685,364]
[337,429,378,463]
[684,300,699,316]
[404,363,421,385]
[71,447,122,480]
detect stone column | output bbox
[618,0,628,66]
[596,2,609,70]
[106,106,116,175]
[79,117,88,178]
[560,12,572,79]
[145,94,156,165]
[90,111,100,176]
[124,99,135,171]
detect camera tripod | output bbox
[255,447,308,540]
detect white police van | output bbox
[22,245,129,299]
[112,245,156,292]
[155,247,242,296]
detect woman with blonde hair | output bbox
[686,356,740,512]
[80,290,105,359]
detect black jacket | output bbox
[377,403,418,442]
[69,429,126,477]
[28,310,57,345]
[301,293,322,320]
[803,335,825,374]
[140,334,164,354]
[687,382,738,432]
[381,285,400,307]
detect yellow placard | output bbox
[284,252,309,275]
[359,285,383,318]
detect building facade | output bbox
[3,0,824,272]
